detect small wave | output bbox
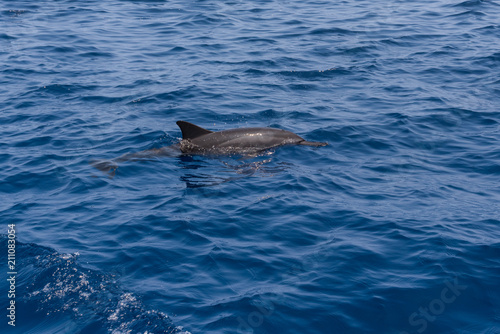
[0,236,190,334]
[451,0,488,8]
[0,33,17,40]
[276,67,350,79]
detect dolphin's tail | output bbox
[298,140,328,147]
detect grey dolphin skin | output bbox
[91,121,326,175]
[177,121,327,154]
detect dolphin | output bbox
[90,121,326,175]
[177,121,327,154]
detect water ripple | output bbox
[1,0,499,333]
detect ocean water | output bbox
[1,0,499,333]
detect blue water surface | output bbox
[1,0,499,333]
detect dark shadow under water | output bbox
[90,143,293,188]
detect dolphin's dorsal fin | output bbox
[177,121,213,139]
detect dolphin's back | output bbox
[197,127,303,148]
[176,121,326,154]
